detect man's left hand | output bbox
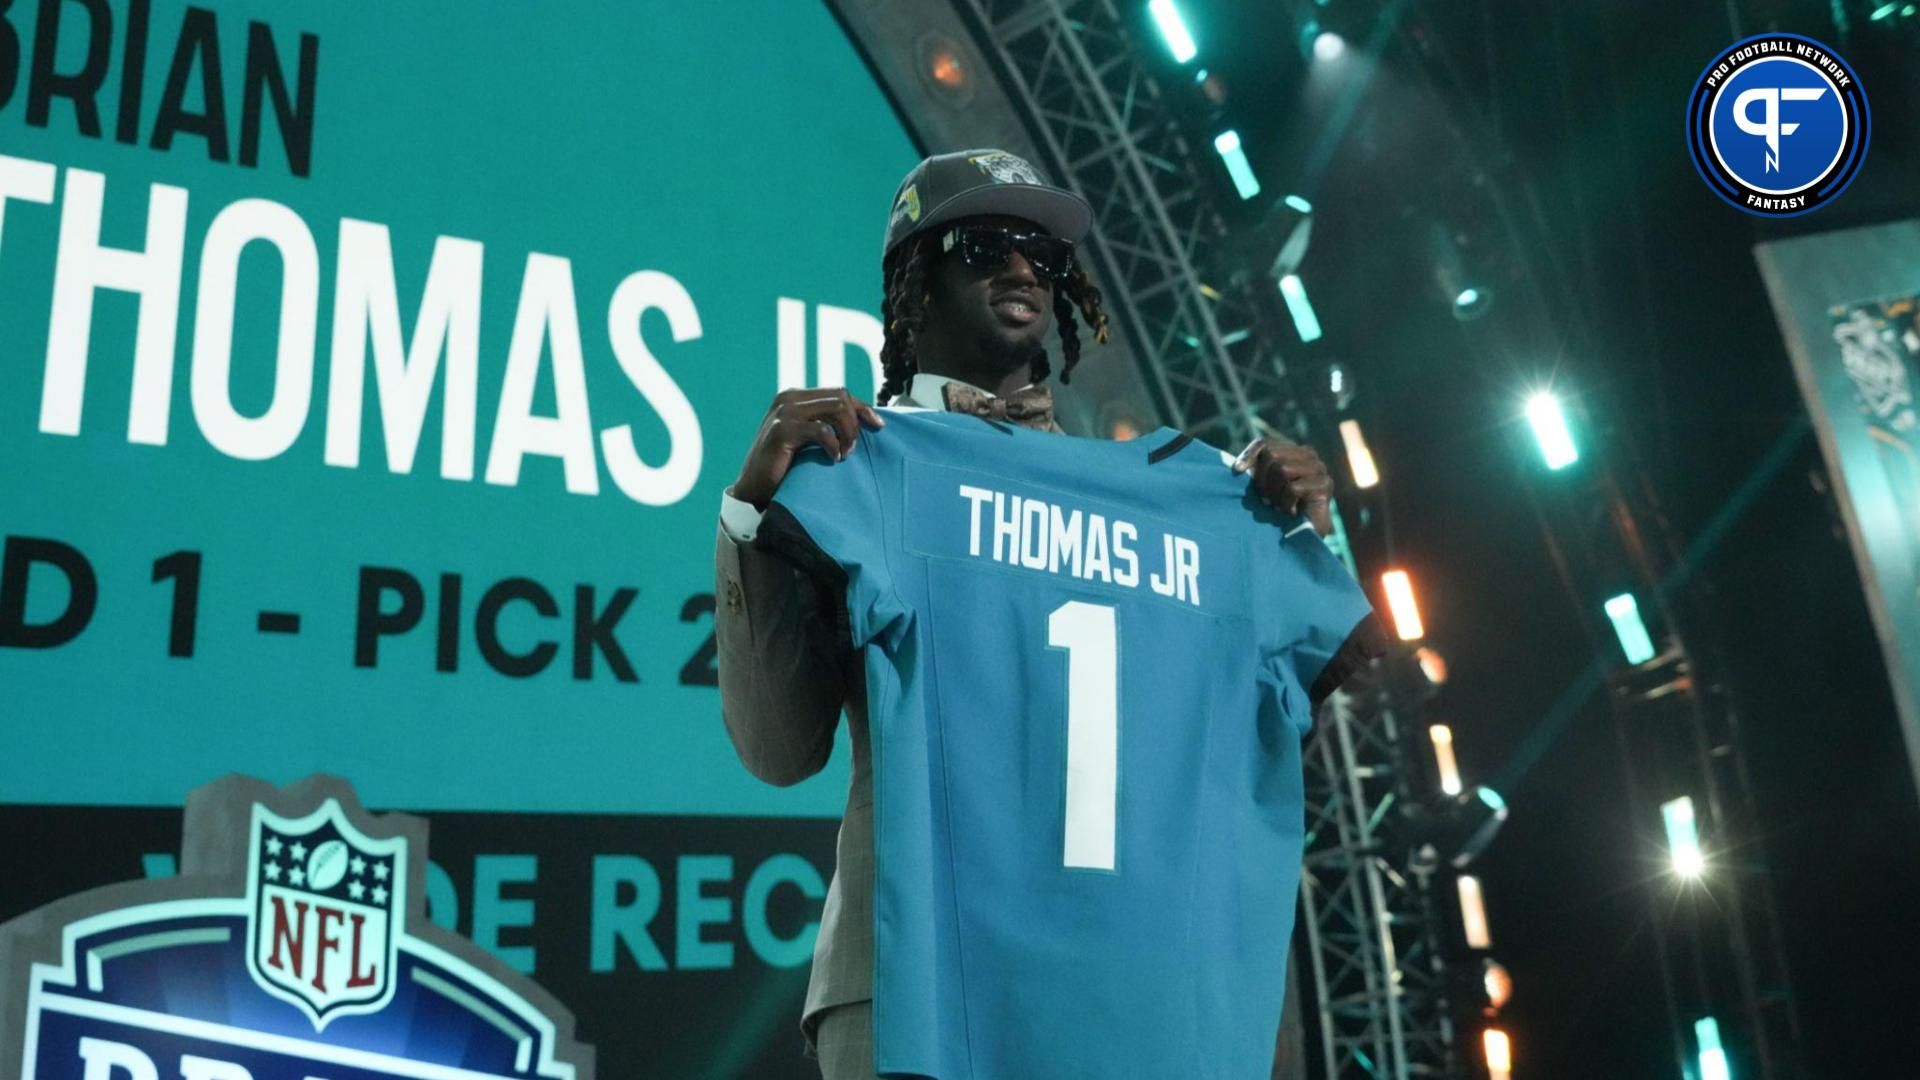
[1233,438,1334,536]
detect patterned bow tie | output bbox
[942,381,1058,432]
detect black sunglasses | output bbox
[940,225,1076,282]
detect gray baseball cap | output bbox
[883,149,1093,258]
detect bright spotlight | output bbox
[1429,724,1463,796]
[1525,391,1579,470]
[1414,645,1449,685]
[1483,960,1514,1011]
[1313,30,1346,61]
[1380,569,1423,640]
[1483,1028,1512,1080]
[1457,875,1492,948]
[1213,129,1262,199]
[1148,0,1198,63]
[1696,1017,1730,1080]
[1278,274,1323,342]
[1603,592,1657,665]
[1662,796,1705,879]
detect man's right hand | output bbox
[731,388,887,510]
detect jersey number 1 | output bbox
[1049,600,1118,871]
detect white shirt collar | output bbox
[909,372,993,410]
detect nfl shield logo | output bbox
[244,797,407,1029]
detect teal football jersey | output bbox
[758,408,1385,1079]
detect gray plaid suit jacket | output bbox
[714,386,939,1046]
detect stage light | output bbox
[1099,400,1151,443]
[1148,0,1198,63]
[1381,569,1422,640]
[1696,1017,1730,1080]
[927,47,967,90]
[1483,960,1513,1011]
[1266,202,1314,279]
[1414,645,1448,685]
[1326,362,1356,412]
[1603,592,1657,664]
[1213,130,1262,199]
[1458,875,1492,948]
[1408,786,1506,871]
[1525,391,1578,470]
[1427,221,1495,320]
[1452,286,1494,321]
[1871,1,1898,18]
[1662,795,1705,879]
[1278,274,1323,342]
[1313,30,1347,61]
[1430,724,1463,796]
[1336,420,1382,488]
[1484,1028,1512,1080]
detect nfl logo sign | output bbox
[246,799,406,1027]
[2,774,594,1078]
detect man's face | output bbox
[922,214,1056,365]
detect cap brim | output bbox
[915,184,1093,246]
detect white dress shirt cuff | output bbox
[719,488,765,543]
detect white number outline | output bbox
[1048,600,1119,872]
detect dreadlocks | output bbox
[876,230,1111,405]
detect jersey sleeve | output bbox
[755,439,901,649]
[1258,527,1389,715]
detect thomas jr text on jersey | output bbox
[957,484,1201,606]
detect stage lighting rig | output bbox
[1403,786,1509,872]
[1524,390,1578,470]
[1148,0,1198,63]
[1661,795,1706,880]
[1426,220,1495,321]
[1456,875,1492,948]
[1483,1028,1513,1080]
[913,32,977,108]
[1213,130,1262,199]
[1339,419,1378,488]
[1323,361,1357,414]
[1380,569,1423,640]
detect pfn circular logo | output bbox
[1688,34,1869,217]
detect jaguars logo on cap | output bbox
[891,183,922,227]
[968,151,1042,185]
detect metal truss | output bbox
[956,0,1308,448]
[1301,672,1458,1080]
[950,5,1456,1075]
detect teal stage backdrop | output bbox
[0,2,919,1074]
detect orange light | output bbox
[1483,1028,1512,1079]
[1110,418,1140,441]
[1414,644,1448,685]
[1381,569,1424,640]
[1458,874,1492,948]
[1339,419,1379,488]
[1483,960,1513,1012]
[929,49,967,89]
[1429,725,1462,796]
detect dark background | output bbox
[1156,0,1920,1075]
